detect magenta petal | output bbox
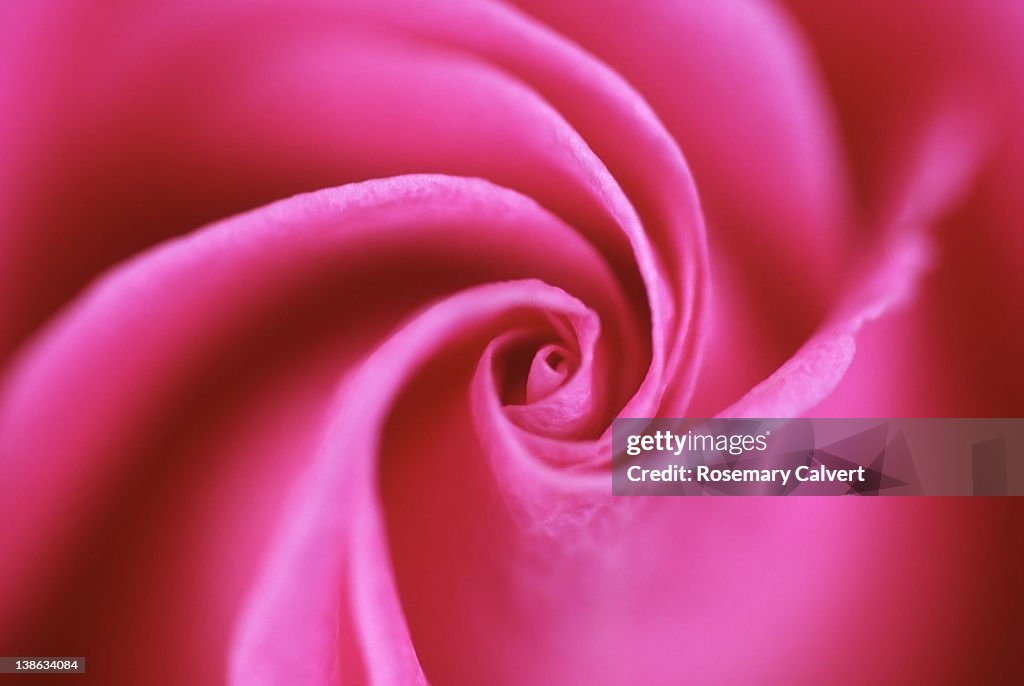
[723,102,993,418]
[231,281,599,684]
[0,176,635,666]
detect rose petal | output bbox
[0,176,632,677]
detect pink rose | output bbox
[1,1,1020,684]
